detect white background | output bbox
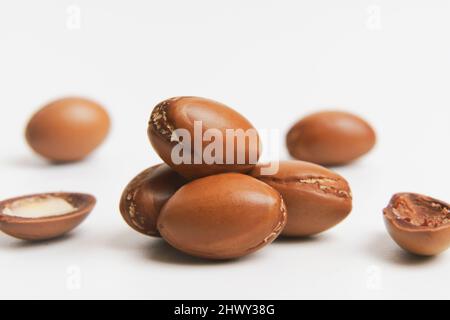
[0,0,449,300]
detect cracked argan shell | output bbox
[0,193,95,241]
[251,160,353,237]
[383,193,450,256]
[148,96,261,180]
[157,173,287,260]
[286,111,376,166]
[119,164,187,237]
[26,97,110,162]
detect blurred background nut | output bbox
[286,111,376,166]
[26,97,111,162]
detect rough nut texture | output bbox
[148,96,261,179]
[286,111,376,166]
[26,97,110,162]
[251,160,353,237]
[157,173,287,260]
[384,193,450,256]
[120,164,187,237]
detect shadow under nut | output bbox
[286,111,376,166]
[157,173,287,260]
[251,160,353,237]
[148,96,261,179]
[383,193,450,256]
[119,164,187,237]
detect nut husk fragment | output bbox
[383,193,450,256]
[0,192,95,241]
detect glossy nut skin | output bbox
[0,193,95,241]
[383,193,450,256]
[286,111,376,166]
[148,96,261,179]
[26,97,110,162]
[119,164,187,237]
[251,160,353,237]
[157,173,287,260]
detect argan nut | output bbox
[148,96,261,179]
[251,160,353,237]
[119,164,187,237]
[0,193,95,241]
[383,193,450,256]
[158,173,287,260]
[286,111,376,166]
[26,97,111,162]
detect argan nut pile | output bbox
[251,161,352,237]
[148,96,261,179]
[0,193,95,241]
[120,96,353,260]
[286,111,376,166]
[26,97,111,162]
[120,164,187,237]
[383,193,450,256]
[158,173,286,259]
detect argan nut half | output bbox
[286,111,376,166]
[26,97,111,162]
[251,160,353,237]
[119,164,187,237]
[158,173,287,260]
[148,96,261,179]
[383,193,450,256]
[0,193,95,241]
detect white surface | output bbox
[0,0,449,300]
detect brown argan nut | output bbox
[148,96,261,180]
[26,97,111,162]
[250,160,353,237]
[286,111,376,166]
[157,173,287,260]
[383,193,450,256]
[0,193,95,241]
[119,164,187,237]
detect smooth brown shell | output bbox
[148,96,261,179]
[383,193,450,256]
[119,164,187,237]
[0,193,95,241]
[158,173,287,260]
[251,160,353,237]
[26,97,111,162]
[286,111,376,166]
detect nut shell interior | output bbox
[383,193,450,256]
[0,193,96,241]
